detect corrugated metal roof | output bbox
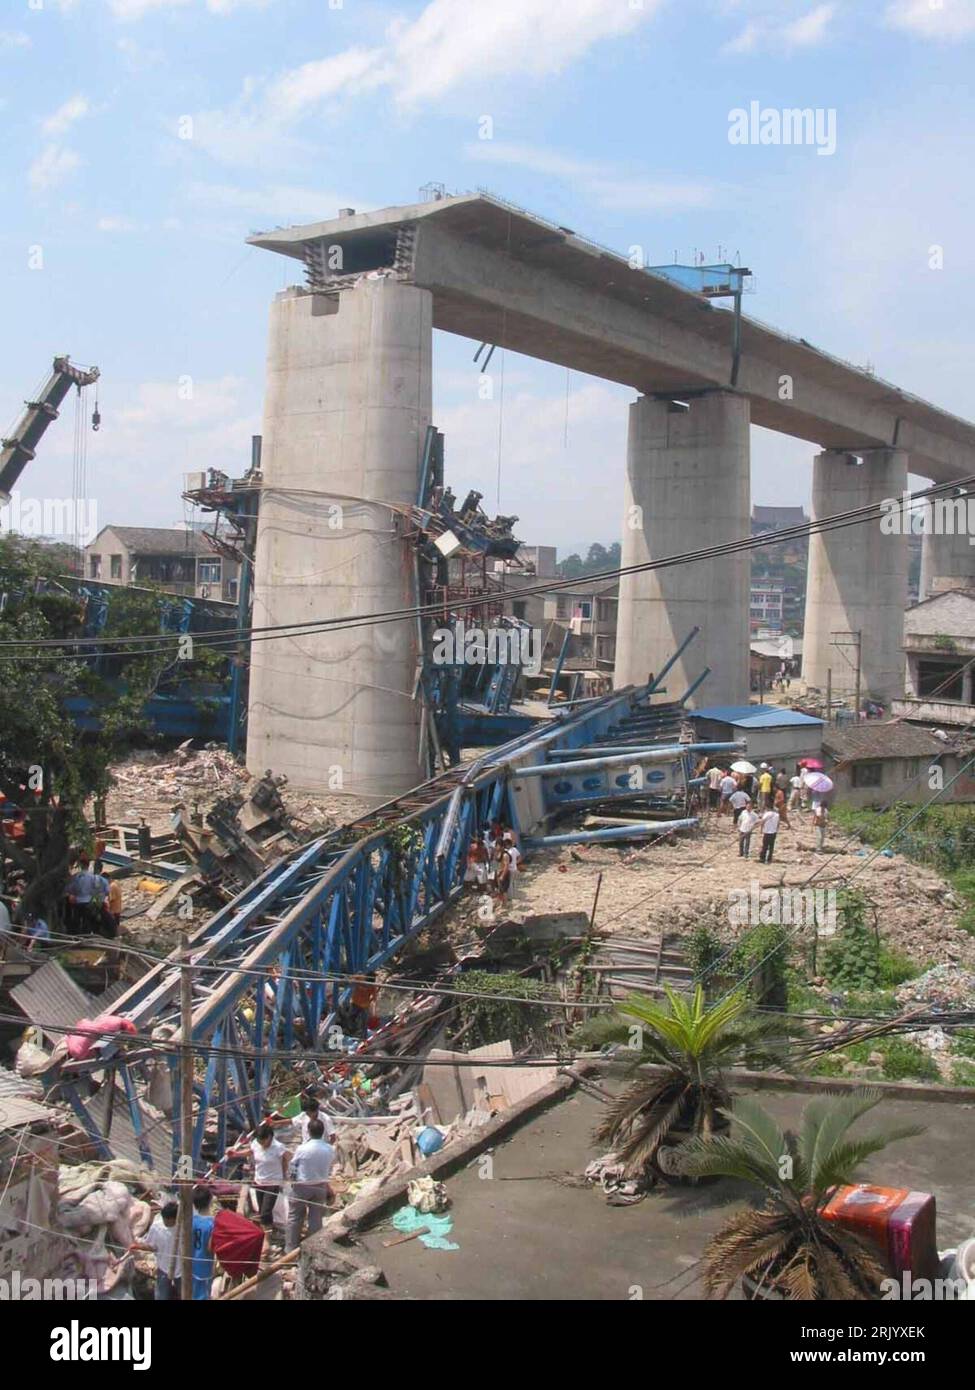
[0,1065,43,1102]
[10,960,94,1045]
[689,704,823,728]
[0,1095,54,1131]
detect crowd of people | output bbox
[465,820,523,904]
[132,1093,339,1300]
[703,760,832,859]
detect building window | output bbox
[512,600,526,619]
[851,762,883,788]
[198,560,222,584]
[89,555,101,578]
[110,554,122,579]
[904,758,920,780]
[578,601,592,619]
[227,579,238,602]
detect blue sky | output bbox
[2,0,975,553]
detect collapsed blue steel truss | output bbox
[57,665,724,1175]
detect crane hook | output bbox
[92,396,101,432]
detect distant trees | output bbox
[556,541,621,580]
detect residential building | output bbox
[543,581,618,670]
[687,704,823,766]
[749,581,785,634]
[85,526,240,602]
[822,722,975,808]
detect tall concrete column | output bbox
[246,280,432,799]
[614,391,750,706]
[802,449,907,704]
[919,525,975,601]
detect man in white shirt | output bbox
[758,808,780,863]
[502,834,522,898]
[729,787,751,827]
[788,773,803,811]
[719,774,737,815]
[130,1200,180,1299]
[292,1096,337,1145]
[737,806,759,858]
[287,1120,336,1250]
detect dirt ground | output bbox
[506,807,975,973]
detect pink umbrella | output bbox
[804,772,833,795]
[801,758,824,770]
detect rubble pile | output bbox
[57,1158,157,1293]
[895,964,975,1012]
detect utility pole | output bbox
[853,630,862,722]
[826,669,832,724]
[179,933,193,1301]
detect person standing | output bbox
[465,835,489,886]
[737,806,759,858]
[788,769,803,812]
[706,764,724,812]
[729,786,751,827]
[190,1187,215,1300]
[130,1200,180,1300]
[502,833,522,898]
[719,772,737,816]
[758,807,780,863]
[228,1123,288,1232]
[287,1119,335,1251]
[757,765,774,809]
[814,803,829,853]
[292,1096,337,1145]
[66,854,99,935]
[772,786,791,829]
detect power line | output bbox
[1,474,968,661]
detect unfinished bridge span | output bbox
[245,193,975,799]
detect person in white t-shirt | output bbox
[287,1120,336,1250]
[228,1122,289,1229]
[130,1200,180,1299]
[706,765,724,812]
[758,808,780,863]
[719,774,737,815]
[502,834,522,898]
[737,807,759,858]
[292,1096,337,1145]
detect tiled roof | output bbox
[91,526,211,556]
[822,721,966,761]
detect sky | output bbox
[2,0,975,555]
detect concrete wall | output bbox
[802,449,908,704]
[247,280,432,798]
[615,391,750,705]
[829,753,975,808]
[690,718,822,767]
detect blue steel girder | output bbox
[55,663,705,1171]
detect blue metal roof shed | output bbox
[687,705,823,762]
[688,705,823,729]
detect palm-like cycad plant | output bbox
[681,1090,924,1299]
[592,985,795,1179]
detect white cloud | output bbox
[29,144,82,192]
[190,0,662,166]
[264,48,386,123]
[886,0,975,39]
[722,2,836,54]
[0,31,31,52]
[466,140,722,212]
[387,0,660,108]
[42,94,90,137]
[97,215,138,231]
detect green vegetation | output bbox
[591,986,795,1178]
[556,541,621,580]
[682,1091,924,1299]
[453,970,551,1050]
[0,534,227,921]
[822,889,881,991]
[810,1037,940,1083]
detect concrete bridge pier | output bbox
[802,448,908,704]
[614,390,750,706]
[246,279,431,798]
[919,523,975,601]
